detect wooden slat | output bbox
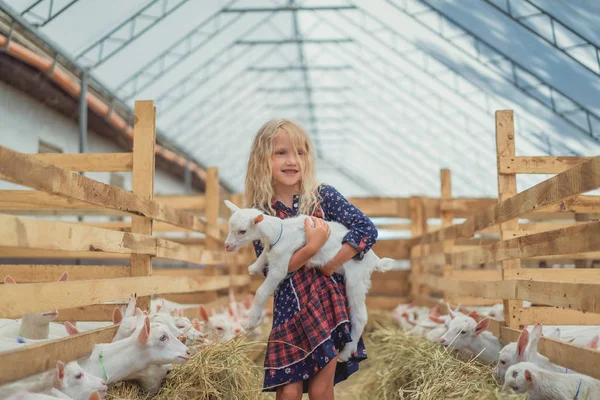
[449,270,501,281]
[204,168,220,277]
[451,221,600,266]
[0,191,127,216]
[500,326,600,381]
[519,306,600,326]
[0,247,131,259]
[0,146,220,239]
[347,197,408,217]
[81,221,195,233]
[365,296,409,310]
[31,153,133,172]
[0,213,156,255]
[154,239,247,265]
[0,274,249,318]
[504,268,600,283]
[371,239,411,259]
[0,265,130,281]
[370,270,410,295]
[130,100,156,312]
[153,195,206,211]
[0,325,119,386]
[499,156,592,174]
[54,303,127,322]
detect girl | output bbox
[246,119,378,400]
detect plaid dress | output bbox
[253,184,378,393]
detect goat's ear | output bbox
[429,305,440,317]
[446,303,456,319]
[468,311,478,319]
[517,328,529,358]
[54,361,65,388]
[65,321,79,336]
[4,275,16,284]
[429,315,445,324]
[124,293,136,317]
[199,305,210,322]
[243,294,254,309]
[192,318,201,331]
[253,214,264,224]
[474,318,490,335]
[137,317,151,346]
[89,392,101,400]
[224,200,240,213]
[585,335,600,349]
[113,307,123,325]
[134,307,143,318]
[524,369,534,385]
[57,271,68,282]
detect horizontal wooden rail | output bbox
[0,274,249,318]
[504,268,600,283]
[0,146,220,239]
[0,325,119,386]
[31,153,133,172]
[0,265,130,281]
[498,156,592,174]
[518,307,600,326]
[0,191,128,216]
[54,303,128,322]
[416,157,600,245]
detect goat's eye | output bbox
[512,371,518,378]
[238,230,246,235]
[500,360,506,365]
[512,386,519,391]
[75,373,83,379]
[176,324,185,329]
[460,330,466,335]
[160,334,168,342]
[216,327,224,332]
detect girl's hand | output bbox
[304,216,330,254]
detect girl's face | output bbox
[272,130,306,190]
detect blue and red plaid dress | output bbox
[253,184,378,393]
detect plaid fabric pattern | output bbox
[264,268,351,369]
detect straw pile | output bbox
[349,327,527,400]
[107,336,266,400]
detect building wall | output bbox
[0,80,191,195]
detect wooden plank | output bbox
[410,197,426,298]
[0,191,127,216]
[0,247,131,259]
[81,221,195,233]
[446,295,501,306]
[153,268,206,277]
[440,169,455,302]
[370,270,410,295]
[204,168,220,277]
[154,239,248,265]
[412,275,516,299]
[504,268,600,283]
[371,239,411,259]
[0,325,119,386]
[499,156,592,174]
[348,197,408,217]
[130,100,156,312]
[500,326,600,381]
[0,265,130,281]
[31,153,133,172]
[451,221,600,266]
[0,274,249,318]
[154,195,206,211]
[54,303,127,322]
[449,270,501,281]
[0,146,220,239]
[0,213,156,255]
[519,306,600,326]
[365,296,409,310]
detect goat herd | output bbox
[393,301,600,399]
[0,273,269,400]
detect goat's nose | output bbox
[225,243,233,251]
[439,338,446,344]
[186,349,191,355]
[101,380,106,385]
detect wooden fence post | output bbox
[440,169,455,303]
[496,110,522,329]
[410,196,426,300]
[130,100,156,312]
[204,167,220,301]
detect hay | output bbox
[351,327,527,400]
[107,336,266,400]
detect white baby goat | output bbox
[439,316,500,364]
[503,361,600,399]
[223,200,394,362]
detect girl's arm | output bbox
[317,185,378,276]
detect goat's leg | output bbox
[245,258,289,330]
[338,271,369,362]
[247,250,268,275]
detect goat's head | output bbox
[439,316,490,350]
[54,360,108,400]
[223,200,266,252]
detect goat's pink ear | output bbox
[113,307,123,325]
[253,214,264,224]
[137,317,151,346]
[89,392,101,400]
[65,322,79,336]
[199,305,210,322]
[531,323,543,339]
[585,335,599,349]
[243,294,254,309]
[156,304,161,313]
[429,315,445,324]
[524,369,533,384]
[4,276,16,284]
[568,337,576,343]
[407,301,415,308]
[135,307,143,317]
[468,311,478,319]
[57,272,68,282]
[192,318,201,331]
[446,303,456,319]
[54,361,65,388]
[474,318,490,335]
[430,305,440,317]
[517,328,529,358]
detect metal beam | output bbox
[257,86,352,92]
[248,65,351,72]
[20,0,80,27]
[235,39,353,45]
[75,0,196,69]
[222,6,357,12]
[266,102,351,109]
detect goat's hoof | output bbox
[337,345,356,362]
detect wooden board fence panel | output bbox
[0,265,130,281]
[31,153,133,172]
[498,156,592,174]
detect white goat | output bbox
[503,361,600,399]
[223,200,394,361]
[0,273,69,340]
[439,316,500,364]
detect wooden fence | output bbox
[408,110,600,380]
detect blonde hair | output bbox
[245,118,321,216]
